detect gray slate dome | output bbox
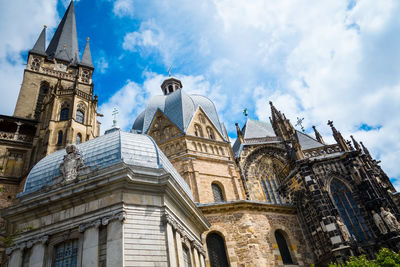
[132,89,226,140]
[23,130,193,199]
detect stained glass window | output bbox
[60,108,69,121]
[258,157,282,204]
[275,230,294,264]
[76,110,84,124]
[54,239,78,267]
[206,233,229,267]
[330,179,371,241]
[212,183,224,202]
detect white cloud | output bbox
[113,0,400,186]
[113,0,134,18]
[95,57,109,74]
[0,0,58,115]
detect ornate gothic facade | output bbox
[1,2,399,267]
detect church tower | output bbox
[14,1,100,162]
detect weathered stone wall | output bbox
[202,209,313,267]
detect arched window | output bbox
[194,124,204,137]
[183,245,192,267]
[34,82,49,119]
[76,110,84,124]
[60,103,70,121]
[168,85,173,93]
[207,127,215,140]
[330,179,371,241]
[275,230,294,264]
[212,183,224,202]
[54,239,78,266]
[206,233,229,267]
[57,131,63,145]
[76,133,82,144]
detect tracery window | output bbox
[330,179,371,241]
[60,102,70,121]
[212,183,224,202]
[30,57,41,71]
[183,245,192,267]
[258,157,282,204]
[57,130,63,145]
[76,110,84,124]
[207,127,215,140]
[275,230,294,264]
[206,233,229,267]
[76,133,82,144]
[194,124,204,137]
[34,82,49,119]
[54,239,78,267]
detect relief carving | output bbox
[59,144,84,182]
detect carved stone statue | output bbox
[336,216,350,242]
[59,144,84,182]
[380,207,400,232]
[372,210,388,234]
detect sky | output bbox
[0,0,399,190]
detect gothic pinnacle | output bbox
[350,135,361,151]
[312,125,325,144]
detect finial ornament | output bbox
[86,37,90,41]
[112,108,119,128]
[295,117,305,132]
[243,108,248,117]
[168,65,172,77]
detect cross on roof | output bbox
[112,108,119,128]
[295,117,305,132]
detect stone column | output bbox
[166,223,178,267]
[200,253,206,267]
[175,231,184,267]
[29,243,46,267]
[104,212,126,266]
[193,247,200,267]
[80,220,101,267]
[8,249,23,267]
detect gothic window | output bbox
[183,245,192,267]
[206,233,229,267]
[207,127,215,140]
[30,57,41,71]
[194,124,204,137]
[212,183,224,202]
[76,110,84,124]
[81,69,90,82]
[330,179,371,241]
[275,230,294,265]
[57,131,63,145]
[54,239,78,267]
[60,104,70,121]
[34,82,49,119]
[258,157,282,204]
[261,179,272,203]
[76,133,82,144]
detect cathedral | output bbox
[0,2,399,267]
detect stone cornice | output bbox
[198,200,296,214]
[78,211,126,233]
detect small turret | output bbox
[327,120,349,151]
[350,135,361,151]
[30,26,47,56]
[161,77,182,95]
[235,123,244,143]
[80,37,93,68]
[312,125,325,144]
[269,101,295,141]
[360,141,371,157]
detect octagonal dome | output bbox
[22,130,193,199]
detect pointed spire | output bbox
[350,135,361,151]
[312,125,325,144]
[46,1,80,64]
[80,37,93,67]
[269,101,284,122]
[235,123,244,143]
[360,141,371,157]
[30,26,47,55]
[327,120,349,151]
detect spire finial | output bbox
[112,108,119,128]
[295,117,305,132]
[168,65,172,77]
[312,125,325,144]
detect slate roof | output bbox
[45,1,80,64]
[132,89,226,140]
[22,130,193,199]
[30,27,46,56]
[80,38,93,67]
[295,130,325,150]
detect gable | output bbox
[186,107,225,141]
[147,110,183,143]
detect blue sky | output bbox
[0,0,399,190]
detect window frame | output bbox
[76,109,85,124]
[211,182,225,203]
[45,231,83,267]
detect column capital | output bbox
[79,218,101,232]
[102,211,126,225]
